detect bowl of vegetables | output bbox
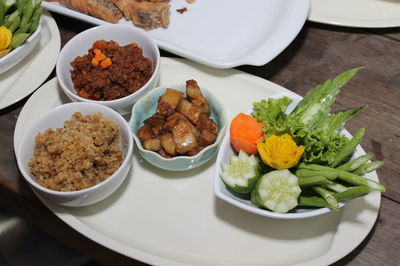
[214,68,385,219]
[0,0,42,74]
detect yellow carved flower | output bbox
[257,134,304,169]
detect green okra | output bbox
[337,170,385,192]
[10,32,29,48]
[298,196,332,208]
[298,176,332,187]
[295,168,339,180]
[313,186,339,210]
[323,181,348,193]
[331,128,365,167]
[334,186,370,201]
[353,161,384,176]
[337,153,373,172]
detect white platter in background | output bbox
[14,58,380,266]
[309,0,400,28]
[42,0,309,68]
[0,10,60,110]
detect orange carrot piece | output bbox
[230,113,264,155]
[95,53,107,61]
[230,136,259,155]
[230,113,264,140]
[91,57,99,67]
[93,48,102,55]
[100,58,112,68]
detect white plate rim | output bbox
[308,0,400,28]
[0,10,61,110]
[13,57,381,266]
[41,0,310,68]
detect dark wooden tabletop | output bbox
[1,11,399,266]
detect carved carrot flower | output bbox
[257,134,304,169]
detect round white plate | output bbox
[42,0,310,68]
[0,10,61,110]
[14,58,380,266]
[309,0,400,28]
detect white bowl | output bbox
[16,102,133,207]
[129,84,227,171]
[56,24,160,115]
[0,25,41,74]
[214,92,346,219]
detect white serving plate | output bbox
[309,0,400,28]
[14,57,381,266]
[0,10,60,110]
[42,0,309,68]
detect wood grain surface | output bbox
[0,12,399,266]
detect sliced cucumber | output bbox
[254,169,301,213]
[220,150,261,194]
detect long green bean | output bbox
[353,161,384,176]
[298,196,331,208]
[334,186,370,201]
[337,170,385,192]
[298,176,332,187]
[313,187,339,210]
[323,181,348,193]
[295,168,339,180]
[337,153,373,172]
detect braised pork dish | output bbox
[70,40,153,101]
[138,80,219,157]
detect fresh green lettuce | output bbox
[252,68,366,166]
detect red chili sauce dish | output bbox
[70,40,153,101]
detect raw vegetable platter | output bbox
[14,58,381,266]
[215,68,384,219]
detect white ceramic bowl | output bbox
[214,92,346,219]
[0,25,41,74]
[56,24,160,115]
[16,102,133,207]
[129,84,227,171]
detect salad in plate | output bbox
[220,67,385,214]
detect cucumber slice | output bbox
[220,150,261,194]
[254,169,301,213]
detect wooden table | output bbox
[1,12,399,266]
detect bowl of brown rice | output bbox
[16,102,133,207]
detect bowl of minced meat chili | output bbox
[71,40,153,101]
[56,24,160,115]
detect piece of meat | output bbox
[164,112,186,131]
[176,98,203,124]
[87,0,123,23]
[172,119,199,154]
[186,79,210,115]
[196,113,218,146]
[138,123,152,142]
[143,113,166,127]
[157,89,184,116]
[129,0,171,30]
[143,137,161,151]
[160,133,177,156]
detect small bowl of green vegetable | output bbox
[214,68,385,219]
[0,0,42,74]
